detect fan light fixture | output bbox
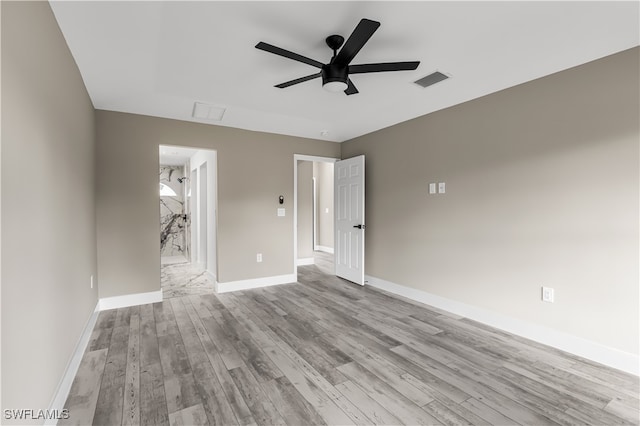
[321,62,349,93]
[160,183,177,197]
[323,81,348,92]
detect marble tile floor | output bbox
[161,255,189,265]
[161,261,216,299]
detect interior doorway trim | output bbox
[159,144,218,294]
[293,154,338,279]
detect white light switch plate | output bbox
[277,208,285,217]
[438,182,446,194]
[429,183,436,194]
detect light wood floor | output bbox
[63,253,639,425]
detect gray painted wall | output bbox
[1,1,98,414]
[96,111,340,297]
[313,162,334,250]
[341,47,639,356]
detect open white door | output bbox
[335,155,365,285]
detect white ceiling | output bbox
[49,1,639,143]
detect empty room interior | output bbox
[1,1,639,425]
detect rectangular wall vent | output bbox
[192,102,226,121]
[414,71,449,88]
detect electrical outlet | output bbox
[542,286,554,303]
[257,253,262,263]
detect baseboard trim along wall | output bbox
[297,257,315,266]
[216,274,296,294]
[365,275,639,376]
[315,246,334,254]
[46,302,101,425]
[98,289,163,311]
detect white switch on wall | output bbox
[438,182,446,194]
[277,208,286,217]
[429,183,436,194]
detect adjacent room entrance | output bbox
[294,154,365,285]
[159,145,218,298]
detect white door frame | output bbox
[189,169,197,263]
[312,177,318,251]
[190,150,218,281]
[160,144,218,281]
[293,154,338,278]
[197,163,208,266]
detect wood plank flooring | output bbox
[63,253,639,425]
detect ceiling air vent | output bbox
[192,102,226,121]
[414,71,449,88]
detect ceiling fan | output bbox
[256,18,420,95]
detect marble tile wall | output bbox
[160,165,190,258]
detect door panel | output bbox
[334,155,365,285]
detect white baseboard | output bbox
[315,246,334,254]
[216,274,296,294]
[46,301,100,425]
[365,275,639,376]
[98,289,163,311]
[297,257,315,266]
[206,269,217,282]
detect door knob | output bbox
[353,224,366,229]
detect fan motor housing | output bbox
[322,64,348,86]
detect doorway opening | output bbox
[294,155,337,278]
[159,145,218,298]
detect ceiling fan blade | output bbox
[256,42,324,69]
[344,79,359,95]
[275,72,322,88]
[349,61,420,74]
[333,18,380,67]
